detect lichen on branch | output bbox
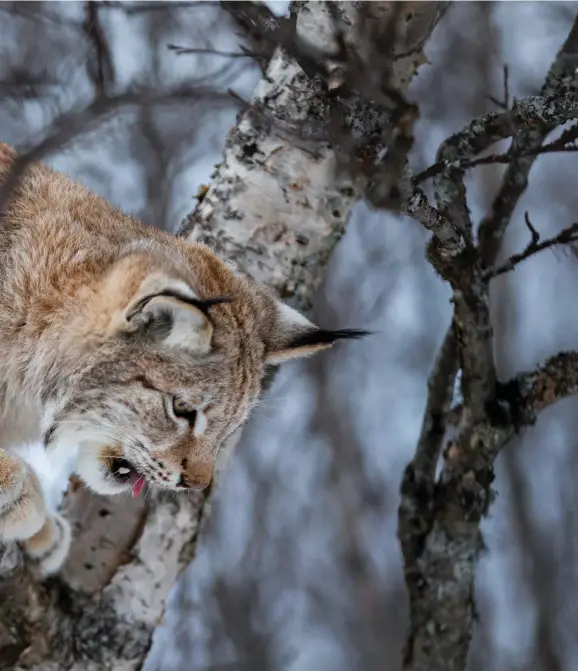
[397,14,578,671]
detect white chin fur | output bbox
[75,446,130,496]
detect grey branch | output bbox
[0,83,235,218]
[486,218,578,279]
[478,15,578,266]
[399,347,578,671]
[414,121,578,180]
[397,13,578,671]
[403,188,465,256]
[405,87,578,256]
[409,15,578,258]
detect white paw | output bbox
[0,452,27,508]
[23,512,72,576]
[0,464,46,542]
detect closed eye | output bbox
[172,397,197,427]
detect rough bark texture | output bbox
[0,3,445,669]
[397,16,578,671]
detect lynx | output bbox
[0,142,364,575]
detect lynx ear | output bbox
[117,274,228,353]
[264,302,369,365]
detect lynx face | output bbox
[41,251,365,497]
[54,343,260,497]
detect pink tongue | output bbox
[131,476,145,498]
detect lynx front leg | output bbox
[0,449,45,541]
[22,511,71,575]
[0,450,71,575]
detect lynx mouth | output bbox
[109,458,146,497]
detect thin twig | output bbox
[83,1,115,96]
[524,210,540,246]
[110,1,204,15]
[413,118,578,186]
[488,64,510,110]
[0,85,236,216]
[485,219,578,279]
[167,44,262,60]
[478,15,578,267]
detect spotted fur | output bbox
[0,142,366,574]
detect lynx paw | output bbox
[22,512,72,575]
[0,453,45,542]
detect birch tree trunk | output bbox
[0,3,445,668]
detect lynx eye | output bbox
[172,397,198,427]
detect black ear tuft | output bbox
[288,328,371,349]
[147,291,234,316]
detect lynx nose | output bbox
[178,461,213,490]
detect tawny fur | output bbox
[0,142,361,575]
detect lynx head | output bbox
[43,242,366,497]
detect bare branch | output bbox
[415,120,578,181]
[403,187,465,256]
[486,219,578,279]
[398,14,578,671]
[0,69,60,100]
[521,351,578,414]
[398,344,578,671]
[478,14,578,266]
[220,0,281,70]
[167,44,260,60]
[416,91,578,187]
[0,84,236,216]
[404,87,578,262]
[488,64,510,110]
[523,209,540,245]
[111,1,204,15]
[398,329,458,570]
[83,1,115,96]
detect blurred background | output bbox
[2,2,578,670]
